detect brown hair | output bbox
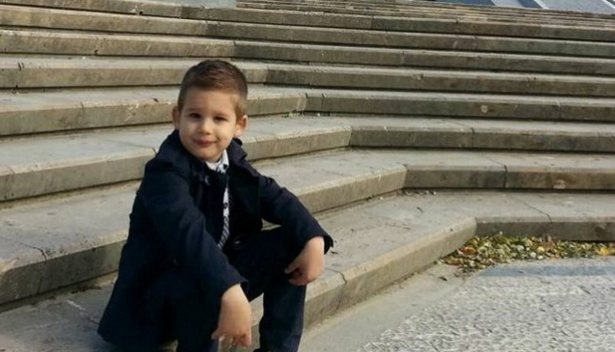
[177,60,248,117]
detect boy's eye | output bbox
[188,113,201,119]
[215,116,227,121]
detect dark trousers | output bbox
[150,227,306,352]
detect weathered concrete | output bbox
[200,8,615,41]
[6,23,615,58]
[0,29,235,56]
[5,139,615,303]
[3,191,615,349]
[359,257,615,352]
[0,117,350,201]
[6,119,615,201]
[0,193,476,350]
[0,149,409,304]
[0,4,209,35]
[306,89,615,121]
[301,264,464,352]
[0,86,307,135]
[6,0,615,23]
[5,87,615,137]
[237,0,615,24]
[6,57,615,97]
[236,1,615,29]
[0,0,186,17]
[212,22,615,58]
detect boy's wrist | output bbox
[306,236,325,253]
[221,284,245,303]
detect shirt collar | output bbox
[204,149,229,174]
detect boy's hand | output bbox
[211,284,252,347]
[285,236,325,286]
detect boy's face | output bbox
[173,88,247,163]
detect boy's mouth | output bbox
[194,140,215,147]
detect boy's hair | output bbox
[177,60,248,117]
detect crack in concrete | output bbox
[447,119,477,149]
[511,194,554,224]
[325,267,348,313]
[479,154,508,188]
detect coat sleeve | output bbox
[259,175,334,252]
[137,161,245,300]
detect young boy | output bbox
[98,60,333,352]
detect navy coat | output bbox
[98,130,333,348]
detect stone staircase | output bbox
[1,0,615,350]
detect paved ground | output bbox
[304,257,615,352]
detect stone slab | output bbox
[6,22,615,58]
[236,3,615,33]
[0,117,351,201]
[484,152,615,190]
[262,63,615,97]
[4,191,615,350]
[359,257,615,352]
[307,89,615,121]
[0,28,235,56]
[0,149,406,304]
[0,57,270,89]
[402,49,615,76]
[0,4,209,35]
[0,0,185,17]
[4,136,615,303]
[214,21,615,58]
[6,0,615,24]
[0,86,307,135]
[5,39,614,79]
[4,116,615,201]
[237,0,615,24]
[0,193,476,351]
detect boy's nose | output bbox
[199,118,214,133]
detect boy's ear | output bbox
[172,106,181,129]
[234,115,248,137]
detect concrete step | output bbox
[0,28,235,57]
[6,50,614,80]
[237,0,615,21]
[0,86,307,136]
[0,117,350,202]
[0,147,411,307]
[237,0,615,26]
[5,87,615,137]
[3,190,615,350]
[4,4,615,42]
[5,57,615,97]
[4,144,615,305]
[5,25,615,59]
[5,0,615,24]
[4,116,615,202]
[236,44,615,76]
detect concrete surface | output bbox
[358,257,615,352]
[0,86,306,135]
[5,57,615,97]
[3,187,615,306]
[237,1,615,26]
[6,24,615,58]
[302,264,464,352]
[6,0,615,23]
[3,192,615,350]
[4,115,615,201]
[5,86,615,136]
[0,193,477,350]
